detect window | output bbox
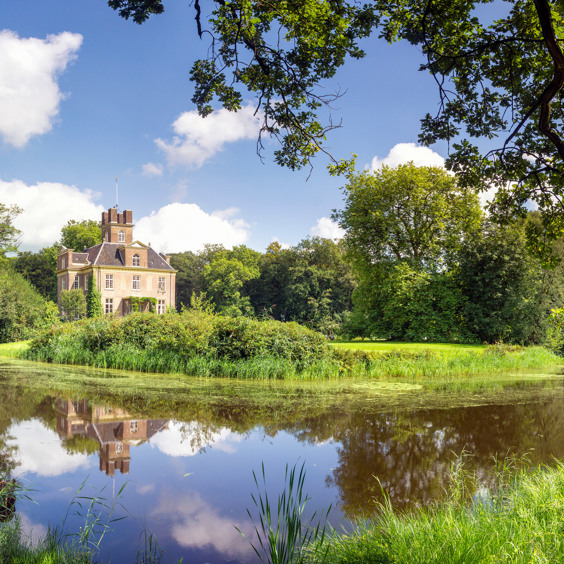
[157,299,166,314]
[62,277,66,290]
[132,254,140,267]
[105,298,113,314]
[130,421,138,433]
[132,275,140,291]
[72,276,79,290]
[118,230,125,243]
[158,277,165,292]
[62,257,66,268]
[105,274,114,289]
[116,443,123,454]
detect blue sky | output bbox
[1,0,453,254]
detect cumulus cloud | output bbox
[310,217,345,240]
[0,30,82,147]
[154,492,254,559]
[6,419,91,477]
[370,142,445,170]
[135,203,250,253]
[151,421,243,457]
[141,162,163,177]
[155,103,261,168]
[0,179,103,251]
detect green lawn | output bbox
[330,340,486,355]
[0,341,31,357]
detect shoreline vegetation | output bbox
[0,311,560,379]
[312,460,564,563]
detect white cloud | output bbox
[135,202,250,253]
[155,102,261,168]
[141,162,163,177]
[0,30,82,147]
[6,419,91,477]
[0,179,104,251]
[370,142,445,170]
[18,513,48,546]
[154,492,254,559]
[310,217,345,240]
[150,421,243,457]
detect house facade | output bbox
[57,207,176,316]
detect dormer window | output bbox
[118,230,125,243]
[132,254,140,267]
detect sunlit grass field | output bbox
[0,341,30,357]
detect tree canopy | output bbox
[60,219,101,252]
[109,0,564,244]
[334,163,483,270]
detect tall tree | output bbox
[202,245,260,316]
[457,219,564,344]
[12,245,58,301]
[334,164,483,271]
[170,244,225,309]
[60,219,101,252]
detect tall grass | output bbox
[312,459,564,563]
[241,462,330,564]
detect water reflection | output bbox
[0,360,563,563]
[55,398,168,476]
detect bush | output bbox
[26,310,331,372]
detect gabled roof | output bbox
[83,242,175,270]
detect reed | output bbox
[241,462,330,564]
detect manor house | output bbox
[56,207,176,316]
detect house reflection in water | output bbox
[55,398,169,476]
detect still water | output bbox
[1,358,563,563]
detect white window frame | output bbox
[62,277,66,290]
[118,230,125,243]
[72,276,79,290]
[105,274,114,290]
[105,298,113,314]
[158,277,166,292]
[157,299,166,314]
[132,275,140,291]
[132,253,140,267]
[62,257,66,269]
[130,421,138,433]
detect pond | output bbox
[1,358,563,563]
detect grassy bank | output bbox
[0,516,89,563]
[331,340,486,354]
[6,312,561,379]
[0,341,30,358]
[313,461,564,563]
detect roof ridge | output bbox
[92,242,104,265]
